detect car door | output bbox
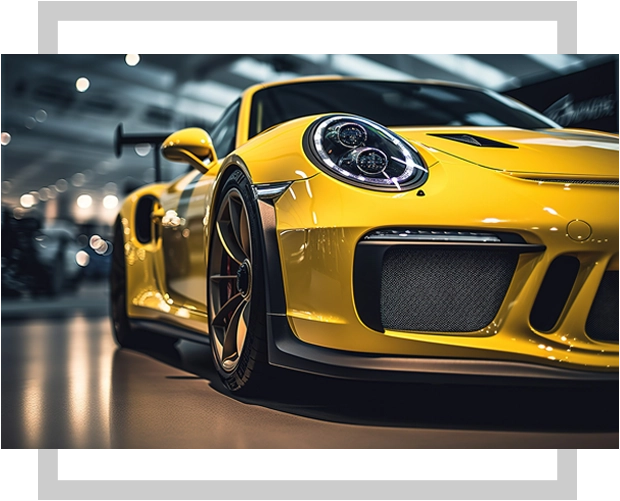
[157,100,241,314]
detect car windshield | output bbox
[248,80,560,138]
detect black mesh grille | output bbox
[586,271,619,342]
[380,248,518,332]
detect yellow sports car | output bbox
[111,76,619,393]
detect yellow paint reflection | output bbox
[22,322,46,448]
[98,327,112,448]
[67,316,91,448]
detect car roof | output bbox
[240,75,485,100]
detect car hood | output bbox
[394,126,619,178]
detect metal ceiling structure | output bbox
[1,54,615,217]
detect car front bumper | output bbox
[262,158,618,377]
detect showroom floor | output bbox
[2,285,618,449]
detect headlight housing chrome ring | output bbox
[303,114,429,191]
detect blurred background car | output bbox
[2,207,84,296]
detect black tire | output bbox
[110,217,177,349]
[207,169,271,394]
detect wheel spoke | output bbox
[216,219,246,265]
[238,302,250,355]
[222,299,247,363]
[238,203,251,260]
[212,292,243,327]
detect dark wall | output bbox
[504,60,619,133]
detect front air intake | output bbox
[530,256,580,333]
[379,247,518,332]
[586,271,619,342]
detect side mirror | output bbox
[161,128,218,173]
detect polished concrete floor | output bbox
[2,287,618,449]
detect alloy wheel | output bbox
[209,188,253,372]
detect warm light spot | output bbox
[125,54,141,66]
[75,77,90,92]
[77,194,92,209]
[75,250,90,267]
[543,207,558,216]
[103,195,119,209]
[482,218,501,224]
[1,132,11,145]
[20,193,36,208]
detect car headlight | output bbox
[303,115,428,191]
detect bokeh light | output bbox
[125,54,141,66]
[1,132,11,145]
[89,235,111,255]
[71,172,86,187]
[20,193,36,208]
[75,77,90,92]
[76,194,93,209]
[75,250,90,267]
[103,195,119,210]
[55,179,69,192]
[39,187,52,202]
[35,109,48,123]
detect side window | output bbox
[210,100,241,158]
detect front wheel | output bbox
[208,170,271,393]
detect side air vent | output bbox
[530,256,580,332]
[135,196,156,244]
[428,133,517,149]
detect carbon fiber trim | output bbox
[520,177,619,186]
[380,247,518,332]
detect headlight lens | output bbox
[305,115,428,191]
